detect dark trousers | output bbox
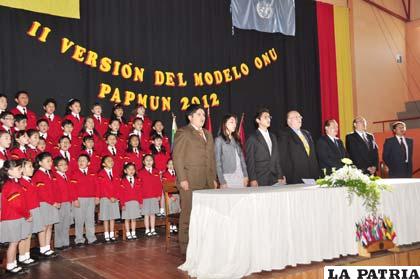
[389,163,412,178]
[178,187,192,254]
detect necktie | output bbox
[362,133,370,149]
[64,152,69,161]
[96,116,101,122]
[198,129,206,142]
[22,107,27,115]
[88,150,92,156]
[298,133,310,156]
[129,177,133,186]
[111,147,116,156]
[22,148,26,154]
[2,149,7,158]
[109,172,113,180]
[46,170,51,178]
[63,174,67,181]
[399,138,407,162]
[83,170,87,176]
[76,115,80,121]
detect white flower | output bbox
[341,158,353,165]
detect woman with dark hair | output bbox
[214,114,248,188]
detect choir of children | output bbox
[0,93,180,274]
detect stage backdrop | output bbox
[0,0,321,139]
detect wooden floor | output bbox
[2,227,420,279]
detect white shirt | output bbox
[2,125,10,133]
[39,167,51,177]
[17,105,27,114]
[327,135,338,144]
[86,149,93,156]
[28,144,36,149]
[169,169,175,176]
[60,150,70,160]
[72,112,80,119]
[131,129,142,138]
[56,171,67,180]
[127,176,135,186]
[19,146,26,153]
[356,130,368,141]
[39,132,47,139]
[45,113,54,121]
[396,135,409,163]
[63,133,72,141]
[146,167,153,173]
[22,176,31,182]
[86,129,94,136]
[94,114,101,122]
[106,169,113,179]
[108,145,117,155]
[258,128,272,155]
[79,168,88,175]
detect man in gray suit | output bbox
[245,108,286,186]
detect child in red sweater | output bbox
[120,162,142,240]
[96,156,120,242]
[53,157,75,250]
[18,159,42,266]
[138,154,163,236]
[71,154,99,246]
[161,159,180,233]
[32,152,60,258]
[0,160,32,274]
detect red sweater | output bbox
[53,171,76,203]
[101,147,125,176]
[153,151,171,173]
[32,169,58,205]
[40,115,62,143]
[79,149,102,173]
[70,168,97,198]
[10,147,29,160]
[162,170,176,183]
[11,107,37,130]
[119,177,142,206]
[123,151,144,172]
[1,179,30,221]
[92,116,109,137]
[96,169,120,199]
[138,169,163,199]
[19,178,40,210]
[52,149,79,175]
[63,114,84,137]
[26,146,40,162]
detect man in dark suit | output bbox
[383,121,413,178]
[278,110,319,184]
[173,104,217,255]
[345,116,379,175]
[316,119,347,176]
[245,108,285,186]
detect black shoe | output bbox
[75,242,85,248]
[19,258,39,267]
[110,237,117,242]
[89,240,101,245]
[40,250,57,258]
[55,246,64,251]
[5,266,25,274]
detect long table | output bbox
[178,179,420,279]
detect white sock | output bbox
[25,252,30,259]
[145,229,150,234]
[160,208,165,214]
[104,231,110,238]
[45,245,51,251]
[6,262,17,270]
[18,255,26,262]
[126,231,132,237]
[110,231,115,238]
[131,230,136,236]
[40,246,48,254]
[151,228,155,232]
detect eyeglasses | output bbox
[289,116,303,120]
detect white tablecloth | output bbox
[179,179,420,279]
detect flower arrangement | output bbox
[356,215,396,247]
[316,158,390,214]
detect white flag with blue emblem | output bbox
[231,0,295,36]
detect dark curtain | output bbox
[0,0,321,139]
